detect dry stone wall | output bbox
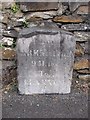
[0,1,90,85]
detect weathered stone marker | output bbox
[17,22,76,94]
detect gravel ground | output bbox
[2,80,88,118]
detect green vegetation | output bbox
[0,43,4,48]
[11,3,19,13]
[22,19,29,28]
[12,38,17,48]
[0,38,16,48]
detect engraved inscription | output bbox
[17,29,76,94]
[29,38,60,70]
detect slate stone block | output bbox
[20,2,58,12]
[17,22,76,94]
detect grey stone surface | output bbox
[25,11,58,20]
[3,29,18,38]
[61,24,90,31]
[17,23,76,94]
[20,2,58,12]
[84,42,90,54]
[74,32,90,42]
[69,2,88,12]
[2,60,15,70]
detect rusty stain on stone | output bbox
[53,15,84,23]
[74,59,90,70]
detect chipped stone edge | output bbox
[18,26,74,38]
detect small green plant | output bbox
[0,43,4,48]
[22,19,29,28]
[12,38,17,48]
[11,3,19,13]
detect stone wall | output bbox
[0,1,90,85]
